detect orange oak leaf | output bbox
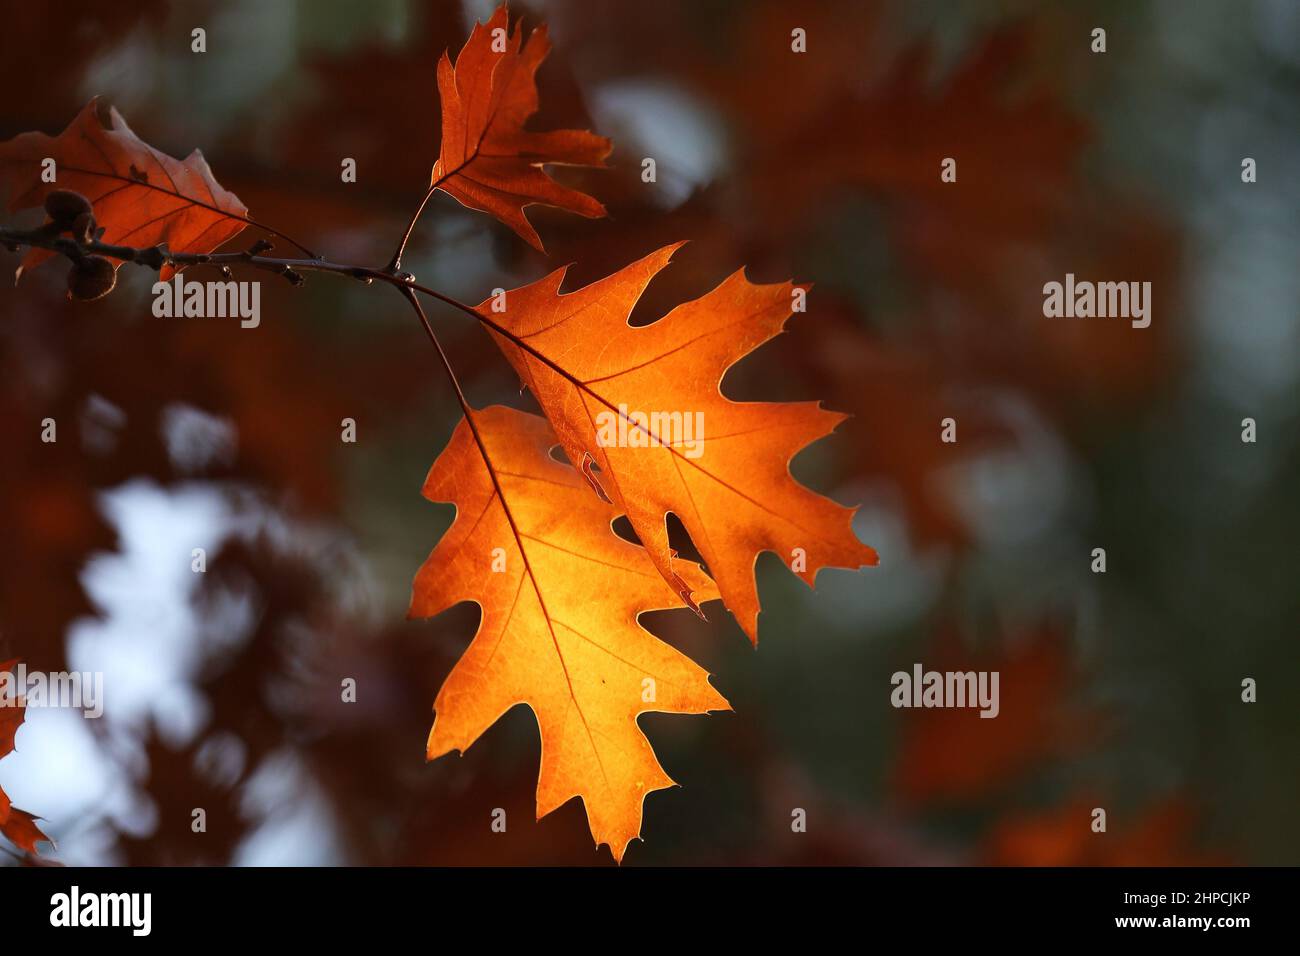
[409,405,727,861]
[0,659,50,856]
[430,4,610,251]
[475,243,878,642]
[0,97,253,280]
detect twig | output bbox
[3,224,374,288]
[0,221,715,483]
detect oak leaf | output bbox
[429,4,610,251]
[409,405,727,861]
[0,659,50,856]
[476,243,878,641]
[0,97,250,280]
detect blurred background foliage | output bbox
[0,0,1296,865]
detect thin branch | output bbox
[0,221,678,461]
[2,217,708,609]
[2,220,717,475]
[3,224,386,289]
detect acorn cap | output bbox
[66,255,116,302]
[44,190,94,227]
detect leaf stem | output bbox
[384,155,474,273]
[395,285,596,743]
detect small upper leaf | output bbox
[0,97,250,280]
[430,4,611,251]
